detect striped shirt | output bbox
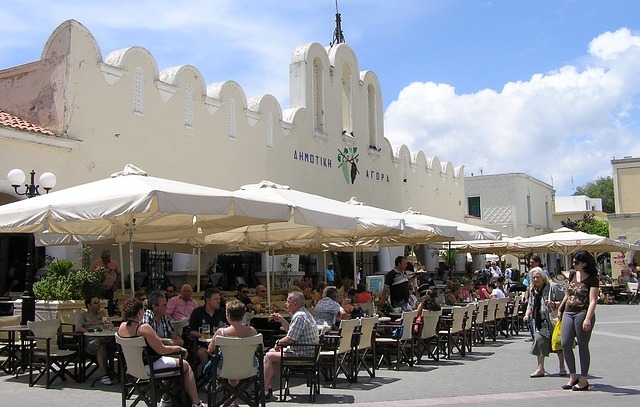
[141,309,175,339]
[286,307,319,356]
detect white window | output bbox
[133,67,144,114]
[185,85,194,127]
[228,98,236,139]
[266,111,273,148]
[312,58,324,132]
[367,84,377,148]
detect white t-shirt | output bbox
[491,288,506,299]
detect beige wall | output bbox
[0,20,466,221]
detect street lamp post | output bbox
[7,169,57,325]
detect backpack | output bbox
[510,268,520,282]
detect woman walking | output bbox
[557,250,599,391]
[523,267,553,377]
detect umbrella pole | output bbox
[323,251,327,283]
[119,243,125,294]
[265,249,271,311]
[353,241,357,284]
[128,236,135,298]
[196,246,202,292]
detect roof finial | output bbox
[330,0,345,46]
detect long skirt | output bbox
[530,330,551,357]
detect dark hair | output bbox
[394,256,405,266]
[121,297,144,320]
[347,288,358,298]
[85,295,98,308]
[530,255,542,265]
[406,261,414,272]
[204,287,220,300]
[147,292,164,308]
[573,250,597,275]
[325,287,339,301]
[225,299,246,322]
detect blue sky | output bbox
[1,0,640,196]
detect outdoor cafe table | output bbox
[84,328,118,386]
[0,324,30,375]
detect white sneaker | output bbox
[158,398,171,407]
[191,402,205,407]
[100,375,113,385]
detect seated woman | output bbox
[444,282,461,305]
[207,300,259,407]
[117,297,204,407]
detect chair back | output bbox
[476,300,488,322]
[357,316,378,350]
[420,309,442,339]
[0,315,21,341]
[496,297,510,318]
[214,334,263,380]
[115,334,150,380]
[336,319,359,354]
[485,298,498,322]
[399,310,419,341]
[449,306,468,334]
[359,301,374,315]
[27,319,62,352]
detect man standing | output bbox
[189,288,225,370]
[74,296,112,385]
[90,249,121,316]
[141,292,183,345]
[325,263,335,285]
[167,284,198,321]
[263,291,319,401]
[381,256,411,311]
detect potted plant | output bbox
[17,259,107,321]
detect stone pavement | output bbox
[1,305,639,407]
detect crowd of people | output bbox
[71,247,614,402]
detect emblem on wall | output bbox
[338,147,359,184]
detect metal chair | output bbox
[208,334,265,407]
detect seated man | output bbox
[141,292,184,345]
[167,284,199,321]
[251,284,280,313]
[313,287,347,328]
[235,283,255,312]
[263,291,319,401]
[74,296,112,385]
[189,287,225,370]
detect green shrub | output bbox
[33,260,105,300]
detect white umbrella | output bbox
[204,180,407,305]
[0,165,292,293]
[514,227,640,267]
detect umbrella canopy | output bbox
[513,227,638,259]
[449,236,528,256]
[0,165,293,292]
[204,181,407,251]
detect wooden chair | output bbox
[484,298,499,341]
[115,334,186,407]
[437,305,469,359]
[279,343,322,402]
[207,334,265,407]
[415,309,441,363]
[27,319,79,389]
[354,316,378,378]
[472,300,488,345]
[319,318,359,388]
[375,309,418,370]
[0,315,22,374]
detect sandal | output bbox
[558,370,568,377]
[529,371,546,378]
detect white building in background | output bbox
[464,172,555,271]
[555,195,603,213]
[0,20,468,289]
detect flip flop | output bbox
[558,371,568,377]
[530,371,546,378]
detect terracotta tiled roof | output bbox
[0,110,55,136]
